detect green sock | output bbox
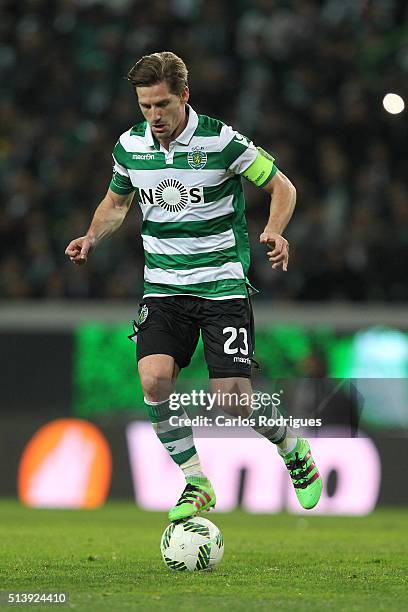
[145,399,197,465]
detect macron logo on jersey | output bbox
[132,153,155,160]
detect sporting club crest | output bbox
[137,304,149,325]
[187,146,207,170]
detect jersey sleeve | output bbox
[219,124,258,175]
[109,141,135,195]
[219,125,278,187]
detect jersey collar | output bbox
[144,105,198,148]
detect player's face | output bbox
[136,81,189,143]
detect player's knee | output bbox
[139,371,173,402]
[211,380,252,417]
[224,400,252,418]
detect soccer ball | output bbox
[160,516,224,571]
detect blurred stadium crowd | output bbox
[1,0,407,301]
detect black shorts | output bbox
[129,296,255,378]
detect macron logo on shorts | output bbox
[233,356,251,364]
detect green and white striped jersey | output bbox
[109,105,276,299]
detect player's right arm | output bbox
[65,188,134,265]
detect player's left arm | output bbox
[220,127,296,271]
[243,149,296,272]
[259,169,296,271]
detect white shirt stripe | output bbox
[119,130,147,152]
[142,230,236,256]
[143,293,246,300]
[142,194,234,223]
[144,261,244,285]
[229,147,258,175]
[112,159,129,177]
[128,167,228,189]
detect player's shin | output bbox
[145,398,216,520]
[250,399,297,452]
[249,398,322,509]
[144,398,205,477]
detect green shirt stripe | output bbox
[221,138,249,168]
[172,152,223,170]
[113,140,131,168]
[194,115,224,136]
[144,246,239,270]
[113,146,226,170]
[109,171,134,195]
[141,213,233,239]
[130,122,147,137]
[143,278,247,297]
[231,190,250,276]
[203,175,241,203]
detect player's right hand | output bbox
[65,236,93,265]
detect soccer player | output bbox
[66,52,322,520]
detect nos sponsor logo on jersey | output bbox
[139,179,204,212]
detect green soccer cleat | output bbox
[282,438,323,509]
[168,477,216,522]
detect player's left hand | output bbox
[259,229,289,271]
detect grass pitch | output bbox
[1,501,407,611]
